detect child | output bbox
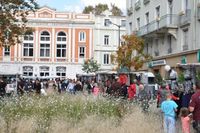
[161,92,178,133]
[180,107,191,133]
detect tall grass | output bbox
[0,94,164,133]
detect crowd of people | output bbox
[0,70,200,133]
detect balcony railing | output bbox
[127,7,133,16]
[135,0,141,10]
[136,14,178,36]
[143,0,150,5]
[179,9,191,26]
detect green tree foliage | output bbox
[82,3,123,16]
[0,0,39,47]
[94,4,109,15]
[111,34,152,71]
[82,58,100,73]
[110,4,123,16]
[82,5,94,14]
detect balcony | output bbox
[136,14,178,37]
[127,7,133,16]
[135,0,141,10]
[179,9,191,26]
[143,0,150,5]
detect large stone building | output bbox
[0,7,126,79]
[0,6,94,79]
[126,0,200,77]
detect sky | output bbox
[36,0,126,14]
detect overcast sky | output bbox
[36,0,126,14]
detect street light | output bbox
[108,20,121,47]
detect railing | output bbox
[127,7,133,16]
[143,0,150,5]
[179,9,191,26]
[136,14,179,36]
[135,0,141,10]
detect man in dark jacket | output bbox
[0,78,6,98]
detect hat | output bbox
[164,65,171,72]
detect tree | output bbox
[0,0,39,47]
[94,4,109,15]
[82,5,94,14]
[111,34,152,72]
[110,4,123,16]
[82,58,100,73]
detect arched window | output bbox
[40,31,50,57]
[23,32,34,57]
[57,31,67,57]
[57,32,66,41]
[79,31,86,42]
[40,31,50,41]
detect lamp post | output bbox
[108,20,121,47]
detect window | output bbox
[40,31,50,41]
[40,44,50,57]
[129,22,132,33]
[23,66,33,76]
[56,67,66,77]
[183,29,188,50]
[24,33,33,41]
[137,18,140,29]
[156,6,160,18]
[145,12,149,25]
[121,20,126,27]
[23,43,33,57]
[57,32,66,41]
[57,32,67,57]
[103,54,109,64]
[104,19,110,26]
[4,46,10,56]
[39,66,49,77]
[184,0,188,11]
[104,35,109,45]
[79,47,85,58]
[40,31,50,57]
[79,31,86,42]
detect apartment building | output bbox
[127,0,200,77]
[93,10,126,72]
[0,6,94,79]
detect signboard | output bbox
[149,59,166,67]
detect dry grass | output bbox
[0,105,164,133]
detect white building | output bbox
[126,0,200,76]
[93,10,126,72]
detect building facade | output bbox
[0,6,94,79]
[93,10,126,72]
[127,0,200,77]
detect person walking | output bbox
[161,92,178,133]
[189,80,200,133]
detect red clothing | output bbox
[181,116,190,133]
[128,84,136,100]
[189,91,200,121]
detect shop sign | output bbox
[149,60,166,67]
